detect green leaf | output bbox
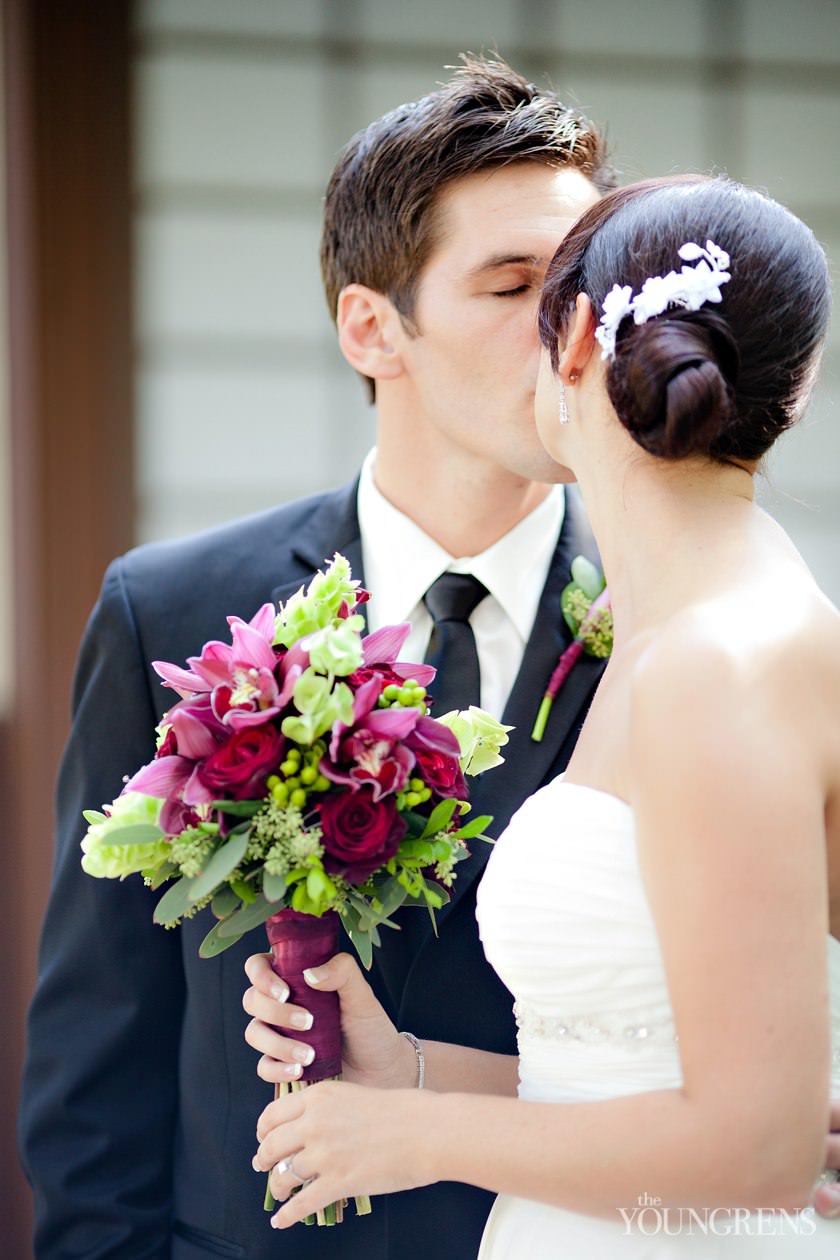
[217,893,278,939]
[147,860,177,890]
[453,814,493,840]
[262,871,289,902]
[189,832,250,902]
[423,878,450,909]
[420,798,457,839]
[372,875,407,919]
[346,925,373,970]
[230,876,258,904]
[397,839,436,865]
[153,876,194,925]
[208,799,263,818]
[199,918,241,958]
[82,809,107,825]
[95,822,165,846]
[210,886,241,920]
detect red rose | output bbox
[414,748,468,800]
[197,724,284,799]
[319,790,406,884]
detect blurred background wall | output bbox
[134,0,839,597]
[2,1,838,1255]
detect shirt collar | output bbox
[357,448,565,641]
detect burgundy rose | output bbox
[413,748,468,801]
[319,790,407,884]
[197,724,284,799]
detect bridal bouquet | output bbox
[80,553,510,1225]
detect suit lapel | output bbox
[432,486,607,926]
[269,479,365,610]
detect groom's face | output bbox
[396,162,600,482]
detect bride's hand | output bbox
[252,1079,435,1228]
[813,1097,840,1219]
[242,951,418,1089]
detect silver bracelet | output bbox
[398,1030,425,1089]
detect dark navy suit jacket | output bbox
[19,479,605,1259]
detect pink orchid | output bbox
[323,692,421,801]
[152,603,286,731]
[360,624,436,685]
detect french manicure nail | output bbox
[284,1062,302,1078]
[271,982,289,1003]
[303,966,325,985]
[293,1044,315,1065]
[290,1011,314,1031]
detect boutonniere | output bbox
[531,556,613,742]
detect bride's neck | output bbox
[575,443,756,648]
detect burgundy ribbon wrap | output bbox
[265,908,342,1082]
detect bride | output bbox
[245,174,840,1253]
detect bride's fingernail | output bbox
[290,1010,314,1031]
[271,981,289,1003]
[303,966,326,985]
[293,1044,315,1066]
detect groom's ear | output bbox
[336,285,404,382]
[558,294,598,384]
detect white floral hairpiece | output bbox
[594,239,731,361]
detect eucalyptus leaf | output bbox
[209,799,263,818]
[217,893,278,940]
[373,876,407,919]
[147,860,177,891]
[189,832,250,902]
[199,918,241,958]
[153,876,194,925]
[210,886,241,920]
[263,871,289,903]
[347,926,373,970]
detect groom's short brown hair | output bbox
[321,54,615,398]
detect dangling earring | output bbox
[557,381,569,425]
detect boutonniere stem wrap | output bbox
[531,557,613,743]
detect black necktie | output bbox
[423,572,489,716]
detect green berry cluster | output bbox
[267,742,331,810]
[395,776,433,811]
[377,679,427,710]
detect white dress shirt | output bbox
[357,449,565,719]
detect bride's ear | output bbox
[558,294,598,384]
[336,285,404,382]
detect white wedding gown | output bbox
[475,777,840,1257]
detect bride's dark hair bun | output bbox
[539,175,831,463]
[609,310,740,460]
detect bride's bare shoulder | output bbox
[630,566,840,773]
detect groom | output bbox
[18,54,838,1260]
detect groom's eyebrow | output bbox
[463,253,549,280]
